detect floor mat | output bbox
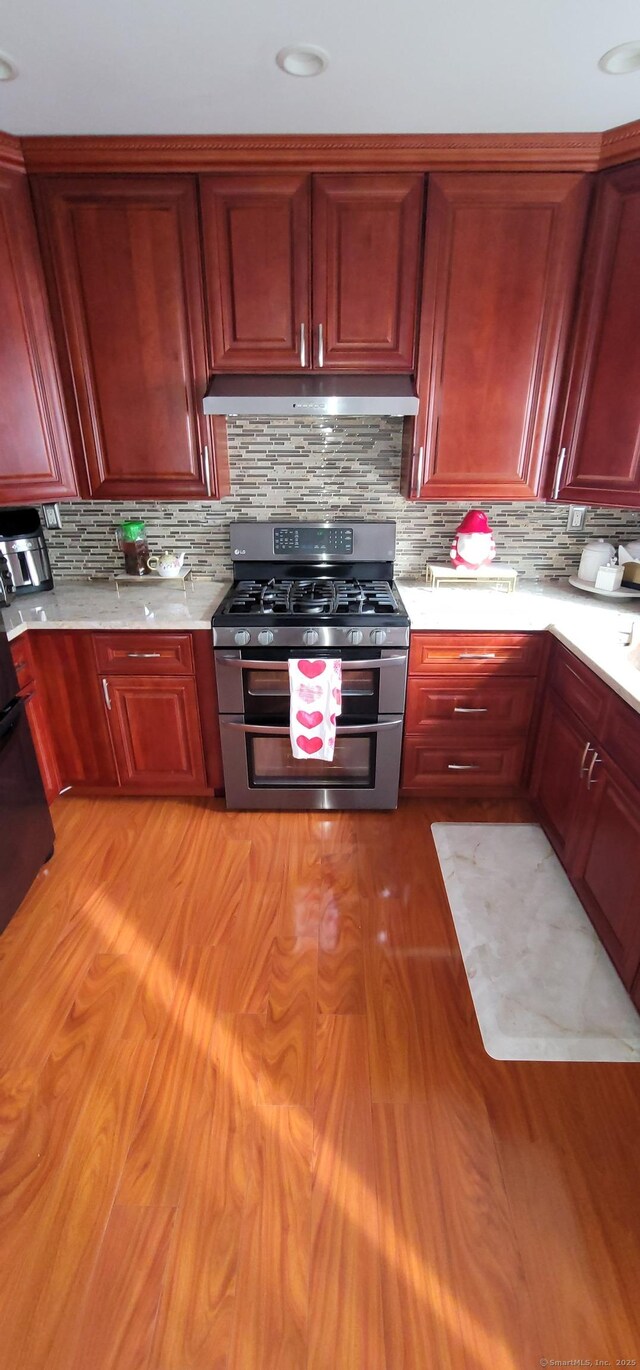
[431,822,640,1062]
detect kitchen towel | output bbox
[289,658,342,762]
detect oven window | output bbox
[245,666,376,699]
[249,733,374,787]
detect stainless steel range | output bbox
[212,521,409,810]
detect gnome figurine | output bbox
[450,510,496,570]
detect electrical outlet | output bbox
[42,503,62,530]
[566,505,587,533]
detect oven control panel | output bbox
[273,525,354,556]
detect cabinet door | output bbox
[312,175,423,370]
[32,176,228,500]
[572,758,640,988]
[404,172,588,499]
[23,688,61,805]
[30,631,118,788]
[0,164,76,504]
[201,175,310,371]
[530,692,587,866]
[553,164,640,509]
[104,676,206,792]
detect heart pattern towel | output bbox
[289,658,342,762]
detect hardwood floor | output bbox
[0,794,638,1368]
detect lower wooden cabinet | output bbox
[22,627,222,798]
[10,633,61,804]
[531,642,640,997]
[402,631,544,796]
[102,675,206,792]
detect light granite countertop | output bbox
[397,577,640,715]
[1,578,230,640]
[2,574,640,715]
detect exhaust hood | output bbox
[203,373,419,418]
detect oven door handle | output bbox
[224,719,403,735]
[219,656,406,671]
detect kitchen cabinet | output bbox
[312,174,423,370]
[29,630,118,789]
[18,628,222,797]
[531,640,640,995]
[402,172,589,500]
[10,634,61,804]
[201,174,310,371]
[551,162,640,509]
[101,676,206,791]
[93,630,221,795]
[200,172,423,371]
[32,175,229,500]
[402,631,545,796]
[0,158,76,505]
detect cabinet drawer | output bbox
[9,634,35,690]
[402,736,526,793]
[409,632,542,676]
[405,676,536,734]
[93,632,195,675]
[602,693,640,791]
[549,643,608,734]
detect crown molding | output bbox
[0,131,25,174]
[19,131,604,175]
[599,117,640,169]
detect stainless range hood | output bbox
[203,373,419,417]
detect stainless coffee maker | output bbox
[0,508,54,595]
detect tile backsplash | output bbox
[43,418,640,581]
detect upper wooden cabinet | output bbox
[32,175,228,500]
[403,172,589,500]
[552,162,640,509]
[201,174,310,371]
[312,175,423,371]
[200,172,423,372]
[0,160,76,505]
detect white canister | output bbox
[578,539,616,584]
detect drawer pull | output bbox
[447,762,480,770]
[453,705,488,714]
[458,652,497,660]
[13,660,28,670]
[579,740,593,777]
[102,678,112,710]
[586,751,602,789]
[125,652,163,658]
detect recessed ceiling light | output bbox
[275,45,329,78]
[598,41,640,74]
[0,50,18,81]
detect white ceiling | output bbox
[1,0,639,137]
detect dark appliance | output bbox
[0,507,54,595]
[212,521,409,810]
[0,625,54,934]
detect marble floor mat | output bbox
[431,822,640,1062]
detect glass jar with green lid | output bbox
[119,519,150,576]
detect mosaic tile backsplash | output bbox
[43,418,640,581]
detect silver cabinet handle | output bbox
[552,446,567,500]
[458,652,497,660]
[126,652,162,658]
[586,750,602,789]
[299,322,306,368]
[102,678,112,710]
[317,323,324,368]
[453,706,488,714]
[579,740,593,777]
[203,444,211,497]
[447,763,480,770]
[225,719,402,735]
[219,655,406,671]
[413,444,425,497]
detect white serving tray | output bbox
[568,575,640,600]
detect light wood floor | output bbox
[1,794,638,1369]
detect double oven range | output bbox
[212,522,409,810]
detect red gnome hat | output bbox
[456,509,492,534]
